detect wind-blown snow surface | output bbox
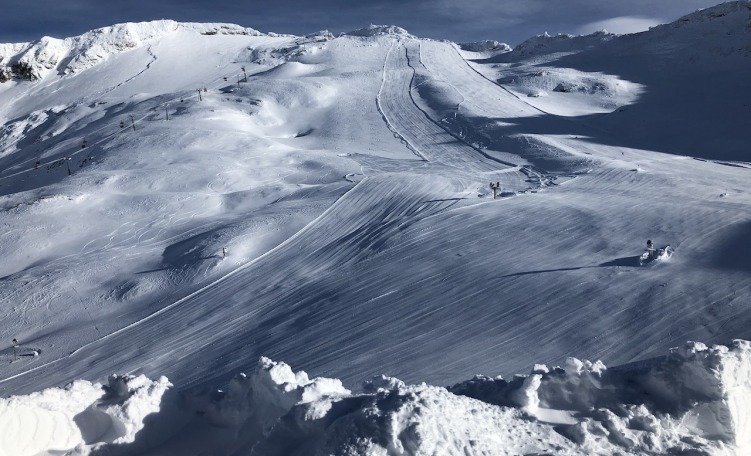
[0,2,751,454]
[2,341,750,455]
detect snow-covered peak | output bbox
[458,40,512,53]
[668,0,751,29]
[621,0,751,59]
[510,30,616,59]
[0,20,264,81]
[343,24,414,38]
[509,1,750,61]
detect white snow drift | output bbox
[1,341,749,455]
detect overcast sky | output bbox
[0,0,724,45]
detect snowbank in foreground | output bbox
[1,341,749,455]
[0,374,170,456]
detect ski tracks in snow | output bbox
[376,41,426,162]
[378,40,509,174]
[0,174,467,392]
[1,35,580,393]
[376,39,573,194]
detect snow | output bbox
[343,24,414,38]
[507,30,616,61]
[1,341,749,455]
[0,1,750,454]
[0,21,263,82]
[467,1,751,160]
[0,374,170,456]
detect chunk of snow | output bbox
[2,342,750,455]
[0,374,170,456]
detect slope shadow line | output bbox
[497,255,641,278]
[404,41,517,168]
[135,256,220,274]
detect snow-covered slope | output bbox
[464,0,751,160]
[1,2,750,454]
[0,21,263,82]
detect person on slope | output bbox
[646,240,655,260]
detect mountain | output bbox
[470,0,751,160]
[0,21,263,82]
[0,2,750,455]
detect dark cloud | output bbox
[0,0,724,45]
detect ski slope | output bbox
[1,3,751,454]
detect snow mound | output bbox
[257,341,751,455]
[451,340,751,454]
[195,357,350,433]
[255,380,575,455]
[668,0,751,31]
[0,20,263,80]
[0,374,170,456]
[0,358,347,456]
[497,67,642,112]
[4,341,745,455]
[343,24,414,38]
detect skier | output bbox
[222,247,228,258]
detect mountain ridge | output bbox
[3,0,749,83]
[0,20,265,81]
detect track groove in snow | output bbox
[0,174,472,392]
[378,40,507,173]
